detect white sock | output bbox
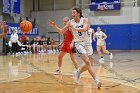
[76,68,80,75]
[76,68,80,71]
[95,78,100,83]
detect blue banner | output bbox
[13,0,20,14]
[90,0,120,11]
[3,0,20,14]
[8,23,39,36]
[3,0,11,14]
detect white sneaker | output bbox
[54,69,61,75]
[99,58,104,63]
[101,58,104,61]
[73,70,80,84]
[109,53,113,59]
[96,80,102,89]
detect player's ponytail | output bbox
[102,29,106,33]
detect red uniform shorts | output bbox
[60,44,72,53]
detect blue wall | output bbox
[91,23,140,50]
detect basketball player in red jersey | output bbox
[0,21,8,39]
[53,17,79,75]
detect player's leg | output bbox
[32,44,36,53]
[97,46,104,63]
[69,52,79,70]
[78,43,94,73]
[75,54,101,89]
[102,45,113,59]
[86,43,94,66]
[74,42,101,88]
[54,51,66,75]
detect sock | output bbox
[76,68,80,75]
[76,68,80,71]
[95,77,100,83]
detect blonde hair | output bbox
[64,17,70,21]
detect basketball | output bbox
[20,20,32,33]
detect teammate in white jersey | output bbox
[93,27,113,63]
[48,7,102,89]
[87,25,95,66]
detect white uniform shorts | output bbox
[75,41,93,56]
[97,40,106,46]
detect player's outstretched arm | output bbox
[48,19,69,34]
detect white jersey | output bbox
[95,31,106,46]
[87,28,94,43]
[70,17,89,42]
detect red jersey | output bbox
[63,29,73,44]
[60,29,74,53]
[21,34,27,44]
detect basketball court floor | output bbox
[0,51,140,93]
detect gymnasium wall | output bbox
[91,24,140,50]
[32,7,140,50]
[83,7,140,50]
[31,10,71,44]
[19,0,140,51]
[1,0,139,50]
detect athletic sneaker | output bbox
[54,69,61,75]
[109,53,113,59]
[99,58,104,63]
[96,80,102,89]
[73,70,80,83]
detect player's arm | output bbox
[72,18,88,32]
[59,40,64,46]
[101,32,107,40]
[92,28,95,39]
[70,40,74,49]
[92,29,96,41]
[70,33,75,49]
[48,19,69,34]
[93,32,96,41]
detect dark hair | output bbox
[102,29,106,33]
[72,7,83,18]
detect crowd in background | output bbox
[6,29,59,55]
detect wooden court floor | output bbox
[0,51,140,93]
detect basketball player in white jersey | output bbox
[48,7,102,89]
[93,26,113,63]
[87,25,95,66]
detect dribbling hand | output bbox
[70,43,74,49]
[48,19,56,27]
